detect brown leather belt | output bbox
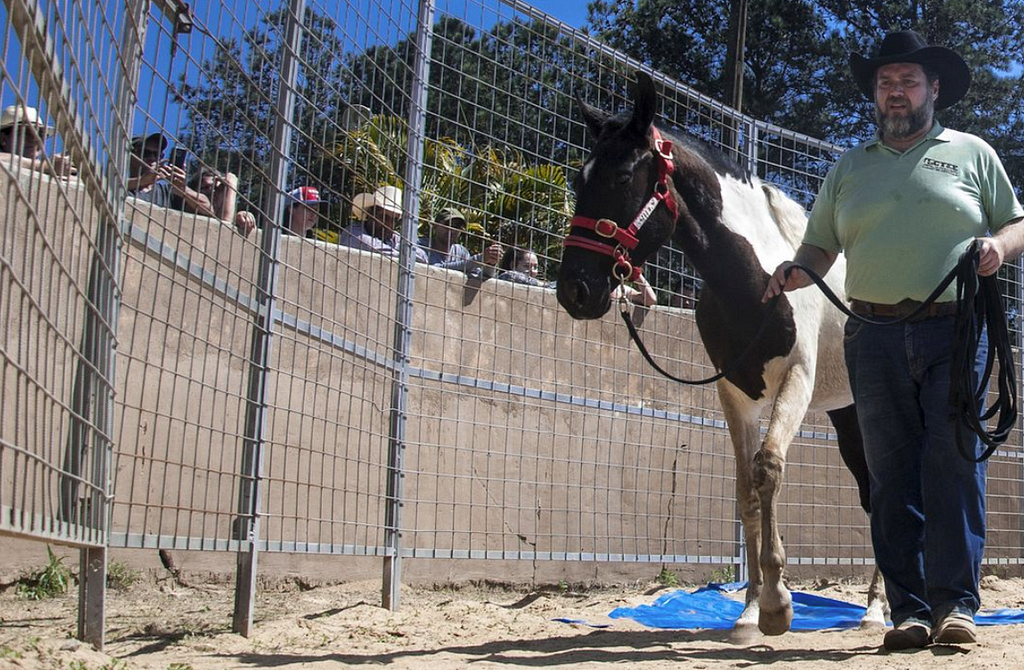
[849,299,958,321]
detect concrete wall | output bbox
[5,170,1021,587]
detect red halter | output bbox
[563,127,678,283]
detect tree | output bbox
[815,1,1024,181]
[175,7,351,221]
[328,113,573,260]
[586,0,1024,188]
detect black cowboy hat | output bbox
[849,30,970,110]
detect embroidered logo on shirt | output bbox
[922,157,960,176]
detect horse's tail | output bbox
[761,183,807,251]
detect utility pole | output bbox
[722,0,748,157]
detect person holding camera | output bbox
[126,133,214,218]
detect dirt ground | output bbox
[3,572,1024,669]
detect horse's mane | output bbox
[658,124,807,251]
[662,127,752,184]
[596,116,807,250]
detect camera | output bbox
[169,147,188,169]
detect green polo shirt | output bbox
[804,122,1024,303]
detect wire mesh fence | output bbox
[2,0,1023,646]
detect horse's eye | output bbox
[615,172,632,185]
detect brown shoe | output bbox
[883,621,931,651]
[933,611,977,644]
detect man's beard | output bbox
[875,95,933,140]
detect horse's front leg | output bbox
[717,386,764,642]
[754,363,813,636]
[862,566,889,629]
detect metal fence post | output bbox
[75,0,152,648]
[232,0,304,637]
[3,0,150,648]
[381,0,436,611]
[1017,256,1024,562]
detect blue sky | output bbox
[525,1,591,29]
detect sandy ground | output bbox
[3,572,1024,669]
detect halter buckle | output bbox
[655,138,673,160]
[594,218,619,239]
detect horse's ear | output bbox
[575,90,610,138]
[628,71,657,138]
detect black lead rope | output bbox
[620,241,1017,462]
[950,249,1018,462]
[621,293,781,386]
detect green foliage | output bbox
[0,645,24,660]
[107,561,141,591]
[710,565,737,584]
[656,568,679,586]
[17,546,72,600]
[330,112,573,261]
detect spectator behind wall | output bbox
[187,167,256,236]
[282,186,321,237]
[496,247,552,288]
[126,133,215,217]
[0,105,76,178]
[418,206,502,278]
[611,272,658,307]
[340,185,426,262]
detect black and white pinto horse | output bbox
[557,72,887,639]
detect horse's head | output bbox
[557,71,680,320]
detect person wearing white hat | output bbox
[0,104,75,178]
[339,184,426,261]
[765,30,1024,650]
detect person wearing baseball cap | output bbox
[417,206,502,278]
[0,104,75,178]
[282,185,321,237]
[339,184,426,261]
[127,132,215,218]
[764,30,1024,650]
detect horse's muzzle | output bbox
[556,275,611,320]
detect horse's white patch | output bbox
[713,170,852,411]
[717,173,802,274]
[580,157,595,186]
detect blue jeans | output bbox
[843,315,988,627]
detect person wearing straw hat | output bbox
[340,184,426,261]
[764,30,1024,650]
[0,104,76,178]
[417,206,503,278]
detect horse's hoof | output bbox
[758,608,793,636]
[731,622,761,645]
[860,601,888,630]
[859,617,887,631]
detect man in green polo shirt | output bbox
[763,30,1024,651]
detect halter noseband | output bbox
[563,127,678,283]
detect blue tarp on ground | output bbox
[608,582,1024,631]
